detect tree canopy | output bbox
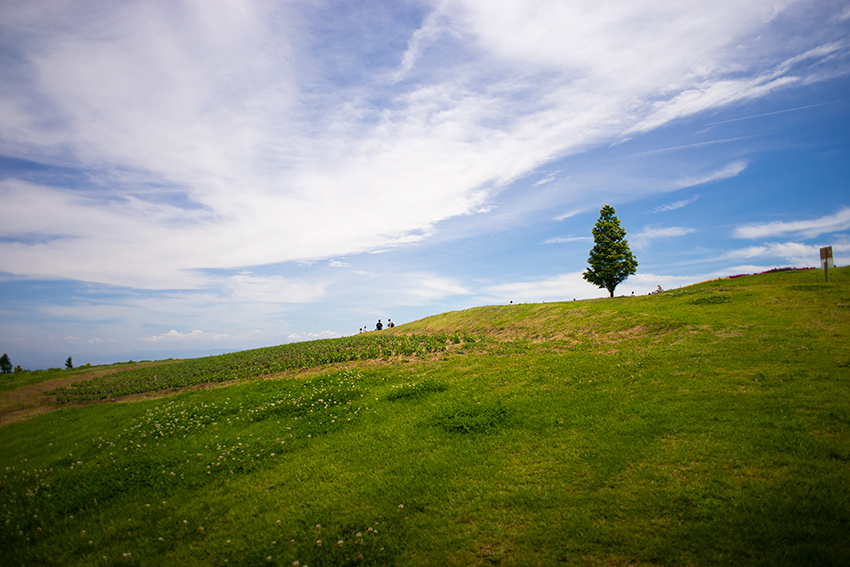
[583,204,638,297]
[0,353,11,374]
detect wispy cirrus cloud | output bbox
[543,236,593,244]
[670,160,748,190]
[375,272,472,304]
[734,207,850,239]
[702,100,843,126]
[478,272,607,303]
[227,273,329,304]
[717,242,849,266]
[632,226,697,249]
[533,171,563,187]
[654,195,701,213]
[143,329,230,343]
[636,136,757,156]
[284,330,341,342]
[2,0,849,366]
[477,269,720,301]
[554,208,586,221]
[626,42,848,135]
[1,0,844,292]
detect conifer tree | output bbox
[583,205,638,297]
[0,353,11,374]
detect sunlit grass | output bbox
[2,267,849,565]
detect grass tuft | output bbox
[431,401,513,433]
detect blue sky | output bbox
[1,0,849,369]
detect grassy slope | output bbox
[1,268,849,566]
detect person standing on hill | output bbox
[376,319,383,330]
[388,319,394,328]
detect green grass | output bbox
[46,334,476,402]
[2,268,849,566]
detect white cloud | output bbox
[479,272,608,303]
[543,236,593,244]
[336,270,472,309]
[477,269,719,301]
[718,241,850,266]
[734,207,850,239]
[393,273,473,303]
[702,101,840,126]
[670,160,748,190]
[625,271,718,293]
[637,136,756,155]
[654,195,701,213]
[0,0,844,292]
[554,208,586,221]
[632,226,697,249]
[142,329,229,343]
[227,273,328,304]
[533,171,562,186]
[284,330,341,342]
[630,77,801,135]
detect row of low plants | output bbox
[49,333,478,403]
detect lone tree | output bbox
[583,204,638,297]
[65,356,74,369]
[0,353,11,374]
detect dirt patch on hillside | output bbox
[0,358,407,427]
[0,362,180,427]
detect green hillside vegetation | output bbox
[2,267,849,566]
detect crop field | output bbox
[47,333,478,403]
[1,267,849,566]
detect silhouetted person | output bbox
[376,319,383,330]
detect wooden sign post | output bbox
[820,246,833,283]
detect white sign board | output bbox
[820,246,834,269]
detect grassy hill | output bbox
[2,267,849,566]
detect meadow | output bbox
[1,267,849,566]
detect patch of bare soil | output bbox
[0,357,409,427]
[0,362,180,427]
[1,344,487,427]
